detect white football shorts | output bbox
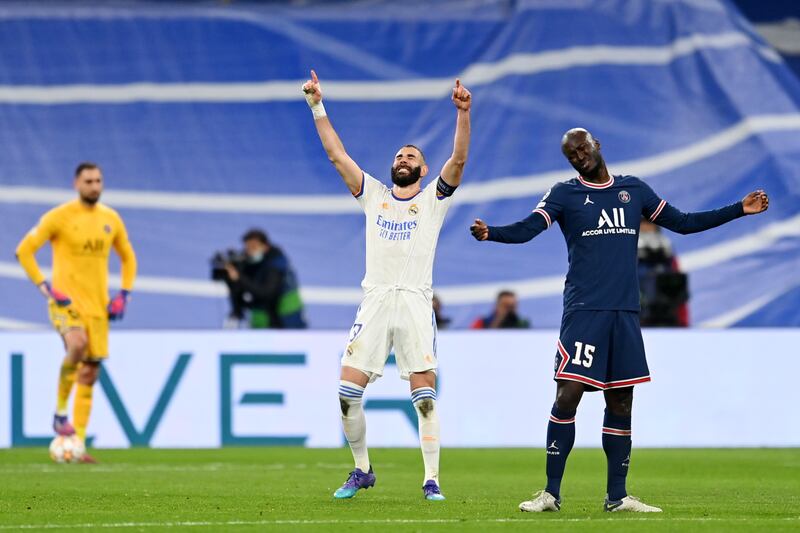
[341,288,438,382]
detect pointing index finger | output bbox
[311,70,319,84]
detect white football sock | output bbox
[339,380,370,471]
[412,387,440,484]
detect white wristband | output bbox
[310,101,327,120]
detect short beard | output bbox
[390,165,422,187]
[80,193,100,205]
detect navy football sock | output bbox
[544,404,576,500]
[602,408,632,501]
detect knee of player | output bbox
[555,385,582,411]
[414,398,436,418]
[67,339,88,358]
[606,397,633,417]
[77,363,100,385]
[338,396,355,416]
[605,388,633,416]
[411,387,437,418]
[338,382,365,415]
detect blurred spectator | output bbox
[218,228,307,329]
[471,290,530,329]
[432,293,451,330]
[638,219,689,327]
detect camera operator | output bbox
[471,290,531,329]
[638,218,689,327]
[212,229,307,329]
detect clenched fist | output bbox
[742,189,769,215]
[470,218,489,241]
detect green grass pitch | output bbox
[1,447,798,532]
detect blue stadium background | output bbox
[0,0,798,330]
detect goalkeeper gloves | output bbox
[38,281,71,307]
[108,290,130,321]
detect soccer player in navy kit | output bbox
[471,128,769,513]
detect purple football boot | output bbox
[333,467,376,499]
[53,414,76,436]
[423,479,446,501]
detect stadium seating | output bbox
[0,0,798,329]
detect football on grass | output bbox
[49,435,85,464]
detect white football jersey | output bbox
[356,172,453,293]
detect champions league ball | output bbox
[49,435,85,464]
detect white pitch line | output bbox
[0,31,769,105]
[0,462,357,474]
[0,516,797,529]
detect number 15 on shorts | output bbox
[572,341,595,368]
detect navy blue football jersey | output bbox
[488,175,744,312]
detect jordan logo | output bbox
[584,194,594,205]
[547,440,560,455]
[622,453,630,468]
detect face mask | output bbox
[248,252,264,263]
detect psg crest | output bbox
[618,191,631,204]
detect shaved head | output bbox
[560,127,607,180]
[561,128,595,149]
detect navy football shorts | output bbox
[554,310,651,390]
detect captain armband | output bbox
[436,177,458,198]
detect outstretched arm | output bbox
[652,190,769,235]
[470,212,548,244]
[439,79,472,188]
[302,70,363,195]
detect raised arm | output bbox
[650,189,769,235]
[302,70,363,195]
[439,79,471,188]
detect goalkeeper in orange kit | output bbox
[16,162,137,461]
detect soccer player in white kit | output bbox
[302,70,471,501]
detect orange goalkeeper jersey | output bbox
[16,199,137,318]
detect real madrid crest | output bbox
[409,204,419,215]
[618,190,630,204]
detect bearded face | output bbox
[390,163,423,187]
[75,169,104,205]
